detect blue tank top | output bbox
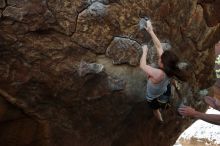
[147,74,170,98]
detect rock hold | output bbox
[161,42,172,50]
[108,76,126,91]
[198,89,209,97]
[78,61,104,77]
[139,18,148,30]
[177,62,189,70]
[106,37,141,66]
[90,0,109,5]
[88,2,107,18]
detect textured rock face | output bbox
[0,0,219,146]
[198,0,220,27]
[106,37,141,66]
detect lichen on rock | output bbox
[106,37,141,66]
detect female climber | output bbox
[139,19,187,122]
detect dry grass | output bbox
[178,137,219,146]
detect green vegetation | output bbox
[216,55,220,78]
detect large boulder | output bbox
[0,0,219,146]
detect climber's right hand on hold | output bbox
[145,22,153,32]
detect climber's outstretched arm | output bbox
[145,25,163,57]
[139,45,161,79]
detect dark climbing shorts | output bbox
[147,96,170,110]
[146,84,171,110]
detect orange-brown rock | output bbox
[0,0,219,146]
[198,0,220,27]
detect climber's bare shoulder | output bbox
[142,65,164,83]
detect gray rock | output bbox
[78,61,104,77]
[139,18,151,30]
[108,76,126,91]
[139,18,147,30]
[106,37,141,66]
[90,0,109,4]
[177,62,189,70]
[87,2,107,17]
[161,42,172,50]
[198,89,209,96]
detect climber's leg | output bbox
[147,98,163,121]
[147,98,160,109]
[157,84,171,109]
[157,95,169,104]
[153,109,163,122]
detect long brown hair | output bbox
[161,50,187,81]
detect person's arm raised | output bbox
[145,24,163,57]
[139,45,161,79]
[139,45,148,71]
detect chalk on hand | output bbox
[139,17,151,30]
